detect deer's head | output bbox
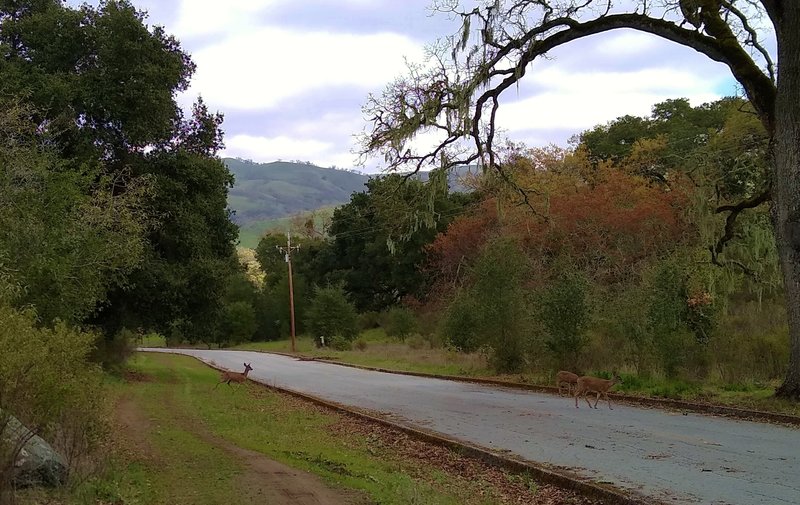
[244,362,253,373]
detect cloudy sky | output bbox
[78,0,739,173]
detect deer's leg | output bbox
[605,393,613,410]
[574,389,580,408]
[593,392,601,408]
[584,392,593,408]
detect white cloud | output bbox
[496,66,726,133]
[186,26,424,111]
[174,0,281,38]
[223,134,360,169]
[592,31,660,58]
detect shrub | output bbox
[219,301,257,346]
[357,311,381,330]
[441,239,535,373]
[538,271,590,369]
[0,303,107,496]
[329,335,353,351]
[406,334,427,350]
[91,329,136,371]
[306,284,358,345]
[383,307,418,341]
[424,332,446,349]
[353,337,368,351]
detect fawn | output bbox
[556,370,579,396]
[574,374,622,409]
[214,362,253,389]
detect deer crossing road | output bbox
[144,348,800,505]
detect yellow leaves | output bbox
[621,135,670,176]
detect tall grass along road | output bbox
[144,348,800,505]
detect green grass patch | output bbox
[235,334,490,377]
[33,352,525,504]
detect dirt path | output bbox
[114,383,363,505]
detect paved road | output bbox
[145,348,800,505]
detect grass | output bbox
[233,330,491,377]
[22,352,537,505]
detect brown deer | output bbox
[574,374,622,409]
[556,370,579,396]
[214,362,253,389]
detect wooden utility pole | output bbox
[277,232,300,352]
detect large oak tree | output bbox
[361,0,800,398]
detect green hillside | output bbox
[224,158,368,225]
[224,158,478,246]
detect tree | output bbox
[441,239,535,372]
[362,1,800,399]
[0,103,151,326]
[0,1,239,339]
[93,103,238,341]
[319,174,474,311]
[306,284,358,346]
[384,306,418,341]
[538,271,590,369]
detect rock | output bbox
[2,413,67,488]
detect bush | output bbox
[329,334,353,351]
[218,301,257,346]
[0,303,107,496]
[91,329,136,371]
[353,337,368,351]
[406,334,427,350]
[357,311,382,330]
[383,307,418,341]
[441,239,535,373]
[306,284,358,345]
[424,332,446,349]
[538,271,590,369]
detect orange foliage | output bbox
[425,199,501,290]
[427,167,692,295]
[519,168,690,283]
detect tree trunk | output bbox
[774,3,800,399]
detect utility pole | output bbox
[277,232,300,353]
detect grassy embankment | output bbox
[21,352,581,505]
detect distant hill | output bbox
[224,158,479,247]
[224,158,369,225]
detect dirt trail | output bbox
[114,384,363,505]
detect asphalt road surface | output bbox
[144,348,800,505]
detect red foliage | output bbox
[425,199,501,292]
[426,170,692,296]
[519,170,691,283]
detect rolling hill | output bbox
[224,158,369,225]
[224,158,478,247]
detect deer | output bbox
[574,374,623,410]
[214,362,253,389]
[555,370,579,397]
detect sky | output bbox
[74,0,739,173]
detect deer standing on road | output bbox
[574,374,622,409]
[556,370,579,396]
[214,362,253,389]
